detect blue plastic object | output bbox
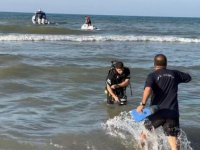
[130,108,152,122]
[130,105,159,122]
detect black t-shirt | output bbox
[145,68,191,118]
[106,67,130,97]
[106,67,130,86]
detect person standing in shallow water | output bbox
[136,54,191,150]
[105,61,130,105]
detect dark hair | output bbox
[154,54,167,67]
[114,61,124,69]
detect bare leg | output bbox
[167,136,179,150]
[140,131,147,148]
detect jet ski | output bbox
[81,24,97,30]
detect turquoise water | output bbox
[0,12,199,150]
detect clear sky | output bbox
[0,0,199,18]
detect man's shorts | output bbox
[144,114,180,136]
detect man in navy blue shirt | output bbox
[137,54,191,150]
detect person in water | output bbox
[35,9,46,23]
[85,16,92,26]
[136,54,191,150]
[105,61,130,105]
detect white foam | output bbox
[102,112,193,150]
[50,139,65,149]
[0,34,200,43]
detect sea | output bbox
[0,12,199,150]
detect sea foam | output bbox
[102,112,193,150]
[0,34,200,43]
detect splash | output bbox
[102,111,193,150]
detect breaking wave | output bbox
[0,34,200,43]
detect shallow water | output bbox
[0,12,199,149]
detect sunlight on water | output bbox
[102,112,192,150]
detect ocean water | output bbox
[0,12,199,150]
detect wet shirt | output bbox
[145,68,191,118]
[106,67,130,86]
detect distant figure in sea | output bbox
[34,9,47,24]
[136,54,191,150]
[105,61,131,105]
[85,16,92,26]
[36,9,46,19]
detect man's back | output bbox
[146,68,191,117]
[137,54,192,150]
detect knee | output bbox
[163,126,180,136]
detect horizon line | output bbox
[0,11,199,19]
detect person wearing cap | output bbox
[136,54,191,150]
[105,61,130,105]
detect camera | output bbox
[119,96,127,105]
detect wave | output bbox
[0,34,200,43]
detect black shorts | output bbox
[144,114,180,136]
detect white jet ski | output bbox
[32,15,50,25]
[81,24,97,30]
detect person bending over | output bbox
[105,61,130,105]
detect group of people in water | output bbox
[105,54,191,150]
[33,9,93,27]
[32,10,191,149]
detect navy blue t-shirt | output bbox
[145,68,191,118]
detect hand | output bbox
[111,84,119,89]
[136,105,144,113]
[113,95,120,102]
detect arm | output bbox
[107,84,119,102]
[112,67,130,89]
[111,78,130,89]
[177,71,192,83]
[136,87,152,112]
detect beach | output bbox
[0,12,199,150]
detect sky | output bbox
[0,0,199,18]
